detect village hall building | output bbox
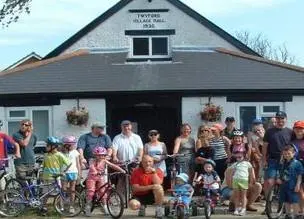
[0,0,303,151]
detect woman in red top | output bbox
[129,155,164,218]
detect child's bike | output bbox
[165,189,193,219]
[200,182,221,219]
[81,172,125,219]
[0,174,83,217]
[266,183,285,219]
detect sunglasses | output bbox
[22,123,31,127]
[149,133,158,137]
[200,129,209,132]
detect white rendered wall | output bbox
[63,0,240,54]
[285,96,304,128]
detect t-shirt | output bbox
[292,139,304,160]
[209,137,227,160]
[279,158,303,189]
[62,149,80,173]
[77,133,112,160]
[13,131,37,166]
[199,172,220,190]
[174,183,193,196]
[0,132,15,166]
[42,151,71,180]
[264,127,292,160]
[194,146,214,173]
[88,160,106,177]
[131,167,164,196]
[113,133,143,161]
[230,160,252,180]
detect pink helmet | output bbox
[62,136,77,145]
[93,147,107,156]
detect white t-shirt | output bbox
[113,133,143,161]
[230,161,252,180]
[63,149,80,173]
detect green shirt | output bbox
[42,151,70,180]
[13,131,37,166]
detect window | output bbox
[6,107,52,146]
[132,36,169,58]
[236,103,283,133]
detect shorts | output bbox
[132,192,155,206]
[232,179,248,190]
[265,159,280,180]
[64,173,78,181]
[221,187,233,200]
[280,186,299,203]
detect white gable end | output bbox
[63,0,241,54]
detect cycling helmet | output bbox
[93,147,107,156]
[45,136,61,146]
[232,130,244,137]
[294,121,304,129]
[176,173,189,183]
[203,159,216,168]
[62,136,77,145]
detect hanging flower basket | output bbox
[66,107,89,126]
[200,102,223,122]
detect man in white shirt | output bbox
[112,120,144,204]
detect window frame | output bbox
[130,35,171,59]
[5,106,53,146]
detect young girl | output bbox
[194,159,220,199]
[85,147,126,217]
[61,136,81,214]
[228,130,251,163]
[229,148,255,216]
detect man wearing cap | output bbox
[112,120,144,203]
[77,122,112,165]
[262,111,293,211]
[224,117,237,139]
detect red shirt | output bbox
[131,167,164,196]
[0,132,15,167]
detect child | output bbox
[172,173,194,215]
[41,136,71,215]
[229,148,255,216]
[228,130,251,163]
[277,145,303,219]
[61,136,81,214]
[85,147,125,217]
[194,159,220,199]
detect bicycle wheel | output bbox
[54,191,83,217]
[0,189,26,217]
[204,201,212,219]
[266,184,284,219]
[106,190,124,219]
[5,178,23,191]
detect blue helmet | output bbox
[203,159,216,168]
[45,136,61,147]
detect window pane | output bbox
[32,110,49,141]
[263,106,280,113]
[133,38,149,56]
[152,37,168,55]
[239,106,256,133]
[9,110,26,118]
[8,121,20,136]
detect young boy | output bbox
[277,145,303,219]
[41,136,71,215]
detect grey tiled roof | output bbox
[0,51,303,94]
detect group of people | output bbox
[0,112,303,219]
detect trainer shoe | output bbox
[85,202,92,217]
[69,206,75,214]
[138,205,146,217]
[238,208,246,216]
[155,206,164,218]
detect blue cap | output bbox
[252,119,263,125]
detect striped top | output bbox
[210,137,227,160]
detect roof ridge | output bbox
[0,49,89,76]
[216,48,304,73]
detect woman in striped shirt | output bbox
[209,123,231,180]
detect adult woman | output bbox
[209,123,230,180]
[144,130,167,176]
[173,123,195,177]
[196,125,211,151]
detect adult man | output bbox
[77,122,112,165]
[129,155,164,218]
[13,119,37,179]
[224,117,237,139]
[112,120,144,203]
[221,167,262,212]
[262,111,293,207]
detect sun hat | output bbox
[176,173,189,183]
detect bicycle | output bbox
[0,173,83,217]
[0,158,17,190]
[162,154,185,189]
[81,172,125,219]
[266,183,285,219]
[199,182,221,219]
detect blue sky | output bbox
[0,0,303,70]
